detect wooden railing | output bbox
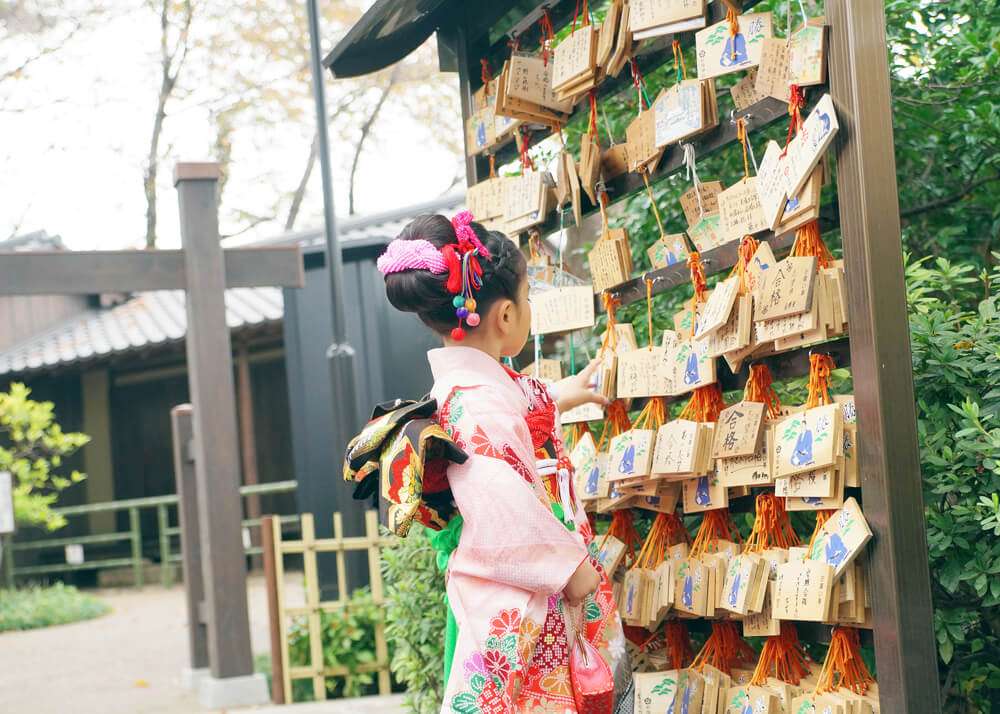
[0,480,299,589]
[262,510,394,704]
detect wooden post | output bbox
[171,404,209,671]
[129,507,143,588]
[827,2,941,711]
[260,515,285,704]
[174,162,255,680]
[236,344,262,570]
[364,510,391,695]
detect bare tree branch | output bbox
[285,132,319,231]
[0,22,82,83]
[221,214,275,239]
[348,69,400,215]
[901,172,1000,221]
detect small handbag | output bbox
[568,600,615,714]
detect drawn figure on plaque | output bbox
[682,574,694,607]
[619,444,636,475]
[755,255,770,271]
[721,31,749,66]
[818,110,832,137]
[802,495,823,506]
[645,495,661,507]
[626,582,636,614]
[728,571,742,608]
[586,465,600,495]
[790,428,815,467]
[824,533,849,569]
[785,195,801,212]
[684,351,700,385]
[680,683,694,714]
[476,120,487,148]
[695,476,711,506]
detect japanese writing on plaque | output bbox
[530,286,596,335]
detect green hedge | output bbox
[0,582,109,632]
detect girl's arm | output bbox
[550,358,609,413]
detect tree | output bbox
[143,0,194,249]
[0,383,89,531]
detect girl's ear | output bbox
[494,298,516,336]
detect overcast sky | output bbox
[0,1,463,250]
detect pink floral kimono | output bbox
[428,347,627,714]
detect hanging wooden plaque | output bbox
[695,12,772,79]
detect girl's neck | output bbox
[442,334,503,362]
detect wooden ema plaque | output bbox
[755,256,817,321]
[588,228,632,292]
[772,559,835,621]
[772,403,842,478]
[754,35,790,100]
[552,25,597,92]
[629,0,706,38]
[529,286,596,334]
[783,93,839,197]
[680,180,723,226]
[806,497,873,577]
[717,177,769,243]
[695,12,772,79]
[646,233,689,269]
[653,80,717,148]
[713,400,765,458]
[730,67,766,110]
[626,107,664,173]
[788,22,827,87]
[506,52,574,114]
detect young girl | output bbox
[377,211,629,713]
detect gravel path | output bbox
[0,574,405,714]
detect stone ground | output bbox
[0,574,406,714]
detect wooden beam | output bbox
[827,1,941,710]
[175,163,255,680]
[0,246,304,295]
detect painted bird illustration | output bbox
[684,351,700,385]
[695,476,711,506]
[728,571,742,608]
[721,31,749,66]
[619,444,636,475]
[825,533,849,569]
[790,428,814,467]
[818,110,831,137]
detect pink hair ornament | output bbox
[376,238,449,276]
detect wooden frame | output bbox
[263,511,393,704]
[446,1,941,710]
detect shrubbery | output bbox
[0,582,109,631]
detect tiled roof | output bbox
[0,287,283,376]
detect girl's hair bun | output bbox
[382,214,526,334]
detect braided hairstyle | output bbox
[383,214,527,335]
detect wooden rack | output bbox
[443,1,942,711]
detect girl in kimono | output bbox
[378,212,629,713]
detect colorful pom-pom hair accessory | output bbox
[446,211,487,341]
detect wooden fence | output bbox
[261,510,394,704]
[0,480,298,589]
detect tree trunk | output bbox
[348,71,398,215]
[285,132,319,231]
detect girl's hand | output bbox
[552,358,609,413]
[564,558,601,606]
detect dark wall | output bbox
[283,239,440,593]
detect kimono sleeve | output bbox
[444,387,590,596]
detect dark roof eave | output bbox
[322,0,451,79]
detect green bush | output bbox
[907,256,1000,710]
[382,525,448,714]
[281,586,391,702]
[0,582,109,631]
